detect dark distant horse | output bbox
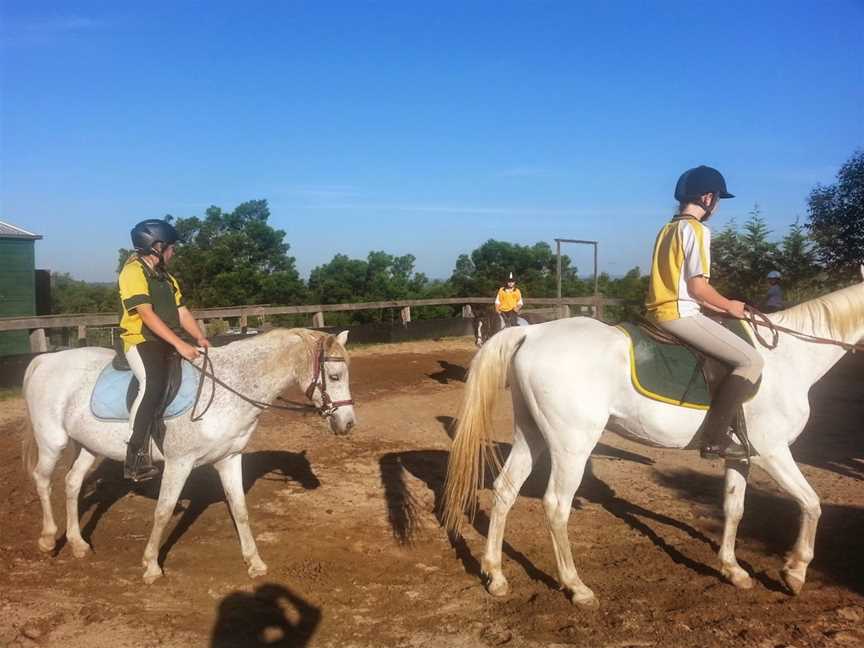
[471,305,532,347]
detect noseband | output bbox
[304,338,354,417]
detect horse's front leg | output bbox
[755,447,821,595]
[141,458,194,584]
[719,461,753,588]
[214,453,267,578]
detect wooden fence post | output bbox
[593,297,605,321]
[461,304,473,318]
[400,306,411,324]
[312,312,325,328]
[77,325,87,347]
[240,313,248,334]
[29,328,48,353]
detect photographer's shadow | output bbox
[211,583,321,647]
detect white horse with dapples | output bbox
[444,270,864,607]
[22,328,355,583]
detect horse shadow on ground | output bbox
[211,582,320,648]
[380,417,721,594]
[427,361,468,385]
[60,450,320,567]
[655,468,864,596]
[379,414,864,596]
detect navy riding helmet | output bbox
[674,166,734,202]
[131,219,179,256]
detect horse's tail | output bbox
[442,326,527,535]
[21,408,37,475]
[21,357,39,475]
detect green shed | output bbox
[0,220,43,356]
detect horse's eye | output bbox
[329,373,340,381]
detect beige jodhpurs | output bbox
[658,313,764,384]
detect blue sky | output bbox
[1,1,862,283]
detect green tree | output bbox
[449,239,587,299]
[806,149,864,279]
[777,219,823,304]
[711,206,780,302]
[119,202,306,308]
[51,273,118,313]
[711,218,747,299]
[308,250,444,324]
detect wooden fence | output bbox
[0,296,626,352]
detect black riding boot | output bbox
[699,374,755,461]
[124,420,160,482]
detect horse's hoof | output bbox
[38,536,55,553]
[781,570,804,596]
[143,567,163,584]
[722,566,753,589]
[248,562,268,579]
[71,542,92,559]
[486,578,510,598]
[570,591,600,610]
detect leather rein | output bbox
[739,306,864,353]
[188,337,353,422]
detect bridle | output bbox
[303,337,354,417]
[189,337,354,421]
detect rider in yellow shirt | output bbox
[495,272,523,327]
[646,166,763,460]
[118,219,209,481]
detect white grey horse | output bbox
[444,270,864,607]
[22,328,355,583]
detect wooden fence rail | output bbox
[0,296,626,352]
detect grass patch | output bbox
[0,387,21,401]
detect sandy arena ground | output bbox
[0,336,862,647]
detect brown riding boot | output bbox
[699,374,755,461]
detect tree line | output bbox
[51,149,863,323]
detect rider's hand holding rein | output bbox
[687,276,747,319]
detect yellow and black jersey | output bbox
[118,256,184,351]
[645,216,711,322]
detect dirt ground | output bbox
[1,336,862,648]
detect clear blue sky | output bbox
[2,1,862,282]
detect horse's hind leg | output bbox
[65,446,97,558]
[214,453,267,578]
[31,436,66,553]
[141,458,194,584]
[543,435,600,609]
[482,386,546,597]
[719,461,753,589]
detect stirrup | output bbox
[124,450,160,482]
[700,441,749,461]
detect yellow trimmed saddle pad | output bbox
[616,319,757,410]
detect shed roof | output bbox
[0,220,43,240]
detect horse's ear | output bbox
[335,330,349,347]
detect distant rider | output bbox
[495,272,523,328]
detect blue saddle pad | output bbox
[90,360,201,421]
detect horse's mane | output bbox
[771,281,864,341]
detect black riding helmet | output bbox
[131,219,179,256]
[674,166,735,202]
